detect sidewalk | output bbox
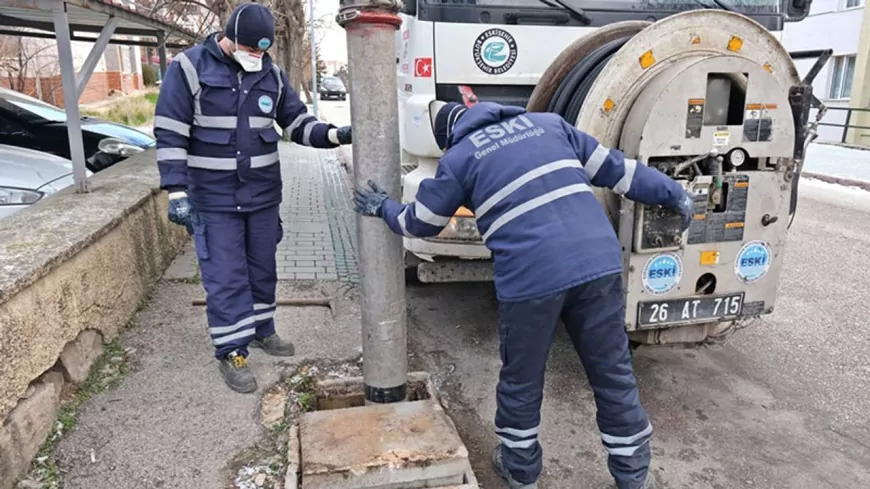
[32,142,365,489]
[803,142,870,189]
[277,143,359,283]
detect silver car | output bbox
[0,144,92,220]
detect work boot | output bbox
[491,445,538,489]
[219,350,257,393]
[640,472,657,489]
[250,333,296,357]
[610,472,657,489]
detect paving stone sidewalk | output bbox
[278,141,359,283]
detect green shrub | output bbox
[102,96,155,126]
[142,64,159,86]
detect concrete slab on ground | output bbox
[300,400,471,489]
[162,241,198,280]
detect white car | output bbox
[0,144,92,220]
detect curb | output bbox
[815,141,870,152]
[802,172,870,192]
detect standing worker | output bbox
[353,100,693,489]
[154,2,353,394]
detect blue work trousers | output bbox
[191,205,282,359]
[495,272,652,489]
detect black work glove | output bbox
[336,126,352,145]
[168,191,195,235]
[672,189,694,232]
[353,180,389,217]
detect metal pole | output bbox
[843,108,853,143]
[76,16,119,100]
[309,0,319,118]
[52,3,89,193]
[338,0,406,404]
[157,31,168,80]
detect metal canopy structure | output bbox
[0,0,203,192]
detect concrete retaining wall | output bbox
[0,150,188,488]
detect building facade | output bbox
[0,35,144,107]
[780,0,867,143]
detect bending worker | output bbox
[353,100,693,489]
[154,2,352,393]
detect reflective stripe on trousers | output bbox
[494,273,652,488]
[192,205,283,358]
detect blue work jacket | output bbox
[154,33,338,212]
[382,102,685,302]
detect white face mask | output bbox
[231,4,265,72]
[233,49,263,72]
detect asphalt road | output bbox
[406,178,870,489]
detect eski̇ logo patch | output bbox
[258,95,273,114]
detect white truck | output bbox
[394,0,828,346]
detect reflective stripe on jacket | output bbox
[381,102,685,302]
[154,32,338,212]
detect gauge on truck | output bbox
[728,148,747,168]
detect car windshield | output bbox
[323,77,345,89]
[422,0,780,14]
[2,95,67,124]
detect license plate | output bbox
[637,293,745,329]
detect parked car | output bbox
[0,144,92,220]
[0,87,156,173]
[319,76,347,101]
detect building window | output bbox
[829,55,856,100]
[844,0,863,8]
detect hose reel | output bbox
[528,10,808,346]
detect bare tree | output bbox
[140,0,332,104]
[270,0,308,101]
[269,0,336,104]
[0,35,62,101]
[140,0,225,39]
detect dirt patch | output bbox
[407,351,502,489]
[224,357,365,489]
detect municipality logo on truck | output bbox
[473,28,518,75]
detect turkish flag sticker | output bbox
[414,57,432,78]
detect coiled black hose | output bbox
[546,35,634,123]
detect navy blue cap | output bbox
[225,3,275,51]
[429,100,467,150]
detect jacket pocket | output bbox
[191,127,233,145]
[193,222,210,261]
[257,128,281,144]
[199,74,236,114]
